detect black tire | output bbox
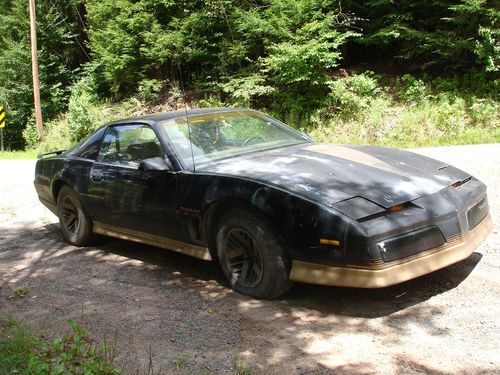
[216,208,292,299]
[57,186,95,246]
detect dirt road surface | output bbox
[1,144,499,374]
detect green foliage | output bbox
[0,316,44,372]
[22,120,39,150]
[34,96,143,151]
[23,113,73,152]
[447,0,499,72]
[468,98,499,128]
[0,150,38,160]
[9,286,30,299]
[231,355,252,375]
[398,75,430,103]
[174,354,188,370]
[84,0,358,111]
[67,78,101,142]
[236,0,359,120]
[219,73,275,106]
[36,115,72,153]
[86,0,153,94]
[196,94,226,109]
[310,87,499,147]
[0,317,122,374]
[327,72,381,119]
[0,0,88,149]
[1,0,499,151]
[346,0,499,72]
[262,23,353,87]
[138,79,164,102]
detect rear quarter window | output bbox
[68,127,106,160]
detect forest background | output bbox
[0,0,498,154]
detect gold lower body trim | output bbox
[93,222,212,261]
[290,214,492,288]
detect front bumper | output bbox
[289,214,492,288]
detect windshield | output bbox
[158,110,309,168]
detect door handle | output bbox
[90,173,103,182]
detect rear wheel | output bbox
[216,208,292,299]
[57,186,94,246]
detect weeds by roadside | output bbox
[232,355,252,375]
[0,317,121,374]
[9,286,30,299]
[0,150,38,160]
[174,354,188,370]
[1,316,244,374]
[307,73,499,147]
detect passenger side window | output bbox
[98,125,164,167]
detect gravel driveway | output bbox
[1,144,499,374]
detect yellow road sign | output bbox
[0,106,5,128]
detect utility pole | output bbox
[29,0,43,140]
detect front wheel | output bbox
[216,208,292,299]
[57,186,95,246]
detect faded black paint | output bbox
[34,108,490,269]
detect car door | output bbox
[86,124,186,241]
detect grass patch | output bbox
[309,97,499,147]
[0,317,121,374]
[0,150,37,160]
[9,286,30,299]
[231,355,252,375]
[174,354,188,369]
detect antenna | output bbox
[177,63,196,172]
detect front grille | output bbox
[358,214,490,270]
[378,226,446,263]
[446,232,463,245]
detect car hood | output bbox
[197,143,471,208]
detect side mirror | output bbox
[138,157,172,172]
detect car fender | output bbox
[178,172,356,262]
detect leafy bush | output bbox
[36,116,72,153]
[67,78,102,142]
[468,98,499,128]
[197,94,226,109]
[310,84,499,147]
[310,95,397,144]
[432,97,468,134]
[3,0,499,151]
[0,317,121,374]
[428,73,498,98]
[327,72,382,119]
[23,114,72,153]
[399,74,429,103]
[22,119,39,150]
[138,79,164,102]
[219,73,275,106]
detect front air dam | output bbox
[289,214,492,288]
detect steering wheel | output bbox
[243,136,263,146]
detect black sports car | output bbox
[34,108,492,299]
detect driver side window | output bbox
[98,124,164,167]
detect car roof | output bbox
[107,107,250,126]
